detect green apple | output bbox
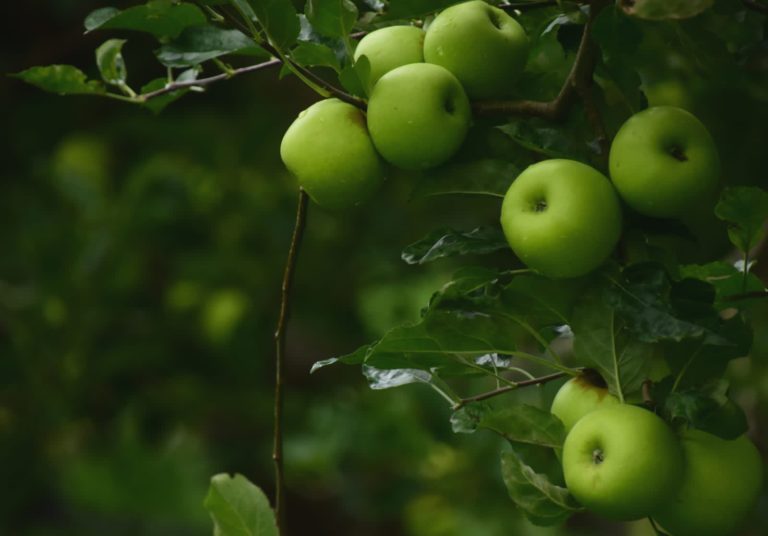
[551,370,619,433]
[500,159,622,279]
[653,430,763,536]
[609,106,720,218]
[423,0,528,99]
[563,405,683,521]
[353,26,424,90]
[280,98,384,210]
[367,63,470,170]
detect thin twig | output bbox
[453,371,569,409]
[473,0,608,119]
[642,379,654,409]
[724,290,768,301]
[273,189,309,531]
[743,0,768,14]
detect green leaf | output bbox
[95,39,128,86]
[619,0,714,20]
[380,0,454,20]
[680,262,765,309]
[411,159,519,199]
[498,120,591,162]
[139,77,190,113]
[715,187,768,254]
[572,282,653,399]
[289,41,341,71]
[156,26,266,67]
[362,365,432,390]
[500,450,581,526]
[401,226,509,265]
[84,1,207,39]
[203,473,277,536]
[12,65,105,96]
[450,403,491,433]
[249,0,300,49]
[477,405,566,449]
[339,55,370,97]
[305,0,358,39]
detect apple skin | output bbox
[280,98,384,210]
[367,63,470,170]
[551,370,619,433]
[609,106,720,218]
[563,404,683,521]
[353,26,424,90]
[653,430,763,536]
[423,0,528,99]
[500,159,622,279]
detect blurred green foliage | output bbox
[3,1,768,535]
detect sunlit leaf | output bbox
[204,473,277,536]
[95,39,128,86]
[13,65,105,96]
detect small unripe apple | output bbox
[551,370,619,433]
[609,106,720,218]
[423,0,528,99]
[653,429,763,536]
[500,159,622,279]
[353,26,424,90]
[563,404,683,521]
[367,63,471,170]
[280,98,384,209]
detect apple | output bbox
[609,106,720,218]
[353,25,424,90]
[280,98,384,210]
[653,430,763,536]
[423,0,528,99]
[366,63,470,170]
[500,159,622,279]
[550,370,619,433]
[563,404,684,521]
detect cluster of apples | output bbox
[551,372,763,535]
[280,0,527,209]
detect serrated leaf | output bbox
[156,26,266,67]
[289,41,341,71]
[13,65,105,96]
[478,405,565,449]
[305,0,358,39]
[619,0,714,20]
[96,39,128,86]
[412,159,518,199]
[250,0,300,49]
[203,473,277,536]
[84,1,207,39]
[500,450,581,526]
[401,226,509,265]
[715,187,768,254]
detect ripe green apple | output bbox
[280,98,384,210]
[366,63,470,170]
[353,26,424,90]
[653,430,763,536]
[609,106,720,218]
[500,159,622,279]
[423,0,528,99]
[563,404,683,521]
[551,370,619,433]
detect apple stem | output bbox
[273,188,309,531]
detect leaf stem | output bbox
[273,189,309,531]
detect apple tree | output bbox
[16,0,768,534]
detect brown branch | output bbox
[473,0,608,119]
[743,0,768,14]
[642,380,654,409]
[724,290,768,302]
[499,1,582,12]
[273,189,309,531]
[453,371,569,409]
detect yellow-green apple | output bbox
[653,429,763,536]
[551,370,619,433]
[280,98,384,209]
[366,63,470,170]
[609,106,720,218]
[353,26,424,90]
[563,404,683,521]
[423,0,528,99]
[500,159,622,279]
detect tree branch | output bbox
[473,0,607,120]
[743,0,768,15]
[273,188,309,531]
[453,371,569,409]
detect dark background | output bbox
[2,1,767,535]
